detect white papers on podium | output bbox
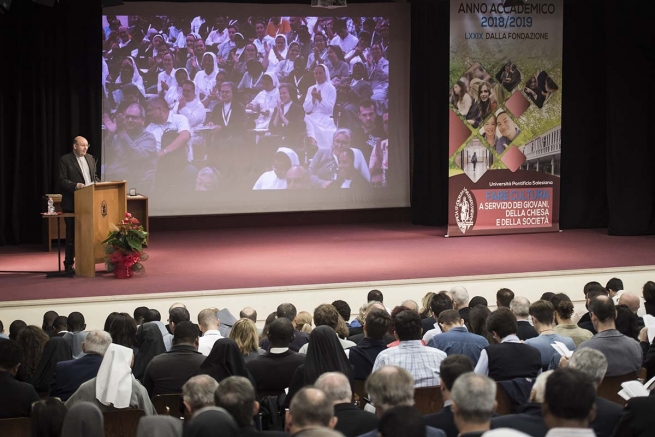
[551,341,573,358]
[311,0,347,8]
[618,375,655,401]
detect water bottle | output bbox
[47,197,55,214]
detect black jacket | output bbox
[425,405,458,437]
[58,151,99,212]
[516,320,538,341]
[333,403,378,437]
[490,403,547,437]
[51,353,103,401]
[612,392,655,437]
[0,371,40,419]
[246,350,305,393]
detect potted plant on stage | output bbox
[102,212,148,279]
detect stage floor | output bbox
[1,223,655,303]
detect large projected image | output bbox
[101,6,408,216]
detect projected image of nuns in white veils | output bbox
[253,147,300,190]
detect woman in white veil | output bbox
[263,34,288,73]
[112,56,146,105]
[164,68,189,106]
[253,147,300,190]
[248,72,280,129]
[194,52,219,100]
[303,63,337,150]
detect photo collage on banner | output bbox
[448,1,563,236]
[100,3,411,217]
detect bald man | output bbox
[58,136,100,273]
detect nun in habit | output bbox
[247,72,280,130]
[112,56,146,106]
[303,64,337,150]
[164,68,190,107]
[193,52,219,100]
[253,147,300,190]
[64,344,156,415]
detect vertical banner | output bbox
[448,1,563,236]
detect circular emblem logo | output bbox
[455,188,475,234]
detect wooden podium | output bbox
[74,181,127,277]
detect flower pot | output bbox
[114,259,134,279]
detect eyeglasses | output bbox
[125,115,142,120]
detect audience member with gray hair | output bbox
[510,297,538,340]
[52,330,112,401]
[567,348,622,437]
[450,373,496,436]
[182,375,218,417]
[315,372,378,436]
[449,286,471,325]
[286,387,337,436]
[401,300,420,313]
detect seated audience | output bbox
[542,368,597,436]
[31,334,72,392]
[184,404,239,435]
[315,372,379,437]
[42,311,59,338]
[16,325,50,383]
[422,293,453,343]
[182,374,218,418]
[373,310,447,387]
[214,375,288,437]
[349,308,392,380]
[364,366,445,437]
[425,354,475,437]
[65,344,156,415]
[61,402,104,437]
[247,317,305,393]
[52,316,68,337]
[9,319,27,341]
[260,303,310,352]
[468,305,495,345]
[615,304,641,340]
[216,307,239,338]
[510,297,538,341]
[347,301,393,345]
[427,310,488,365]
[451,373,497,437]
[577,296,642,376]
[143,321,205,396]
[196,338,253,384]
[229,318,264,363]
[107,313,138,352]
[30,397,68,437]
[63,312,88,359]
[133,323,166,382]
[136,416,183,437]
[143,309,173,351]
[474,308,542,381]
[524,300,576,369]
[496,288,515,309]
[553,300,593,346]
[286,387,338,436]
[285,325,354,407]
[611,377,655,436]
[198,308,223,356]
[379,406,427,437]
[295,311,313,334]
[0,339,40,418]
[566,348,621,437]
[52,330,112,401]
[299,304,355,354]
[577,283,609,335]
[134,306,149,326]
[450,286,471,325]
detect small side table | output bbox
[41,212,76,278]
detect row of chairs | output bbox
[0,410,145,437]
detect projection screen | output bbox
[101,2,410,216]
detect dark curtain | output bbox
[1,0,653,246]
[0,0,102,245]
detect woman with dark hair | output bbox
[469,305,495,345]
[16,325,50,383]
[325,45,350,86]
[643,281,655,316]
[103,312,119,333]
[274,41,301,81]
[284,325,354,407]
[451,80,473,117]
[524,76,543,106]
[197,338,253,384]
[477,81,497,121]
[481,114,497,147]
[616,304,640,340]
[259,312,277,341]
[108,313,139,352]
[232,42,258,83]
[31,397,68,437]
[553,300,592,346]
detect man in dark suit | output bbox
[349,308,391,380]
[0,340,40,418]
[568,347,622,437]
[509,297,538,341]
[612,391,655,437]
[143,321,205,397]
[425,355,474,437]
[315,372,378,437]
[58,136,100,273]
[542,368,597,435]
[260,303,310,352]
[577,283,608,335]
[247,318,305,393]
[51,330,112,401]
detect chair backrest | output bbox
[152,393,184,418]
[0,417,31,437]
[597,373,638,406]
[413,386,444,415]
[103,409,145,437]
[353,379,367,410]
[495,383,514,415]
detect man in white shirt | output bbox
[252,20,275,58]
[145,96,191,155]
[205,17,229,49]
[330,19,358,55]
[542,368,598,437]
[197,308,222,356]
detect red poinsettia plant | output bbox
[102,212,149,274]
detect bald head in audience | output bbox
[198,308,220,334]
[286,387,338,435]
[315,372,352,405]
[618,292,641,314]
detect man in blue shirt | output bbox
[524,300,576,370]
[427,310,488,366]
